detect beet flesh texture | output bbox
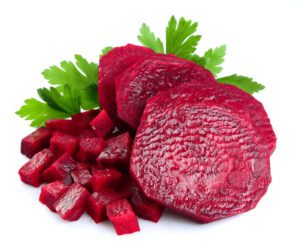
[115,54,216,130]
[99,44,155,126]
[21,127,52,158]
[130,83,276,223]
[76,137,106,161]
[90,110,114,138]
[49,131,79,157]
[90,168,122,192]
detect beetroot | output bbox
[41,153,76,183]
[46,119,81,136]
[76,137,106,161]
[115,54,216,129]
[71,169,92,188]
[54,183,89,221]
[90,168,122,192]
[71,109,99,129]
[99,44,154,125]
[19,149,54,187]
[21,127,52,158]
[117,176,139,199]
[106,199,140,235]
[39,180,70,212]
[77,129,96,139]
[49,131,78,157]
[130,82,275,223]
[90,110,114,138]
[87,189,121,223]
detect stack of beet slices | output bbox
[18,44,276,235]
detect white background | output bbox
[1,0,299,247]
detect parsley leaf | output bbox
[138,23,164,53]
[217,74,265,94]
[101,46,113,57]
[166,16,201,59]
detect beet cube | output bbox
[18,149,54,187]
[21,127,51,158]
[87,189,121,223]
[72,109,99,129]
[97,132,131,168]
[54,183,89,221]
[76,137,106,161]
[131,191,164,222]
[46,119,82,136]
[50,131,78,157]
[106,199,140,235]
[71,169,92,188]
[77,129,96,139]
[90,110,114,138]
[117,176,139,199]
[91,168,122,192]
[41,153,76,182]
[39,180,70,212]
[75,161,91,171]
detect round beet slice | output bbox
[130,83,274,223]
[115,54,216,130]
[98,44,154,125]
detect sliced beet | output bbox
[54,183,89,221]
[18,149,54,187]
[76,137,106,161]
[97,132,132,169]
[90,168,122,192]
[46,119,82,136]
[21,127,52,158]
[87,189,121,223]
[71,109,99,129]
[115,54,216,129]
[71,169,92,189]
[41,153,76,183]
[49,131,79,157]
[90,110,114,138]
[99,44,154,125]
[39,180,70,212]
[130,83,275,223]
[106,199,140,235]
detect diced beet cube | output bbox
[77,129,96,138]
[54,183,89,221]
[21,127,52,158]
[76,138,106,161]
[90,163,105,175]
[46,119,82,136]
[50,131,78,157]
[18,149,54,187]
[117,176,139,199]
[72,109,99,129]
[87,189,121,223]
[39,180,70,212]
[90,110,114,138]
[71,169,92,188]
[106,199,140,235]
[91,168,122,192]
[41,153,76,182]
[75,161,91,171]
[97,132,132,168]
[130,191,164,223]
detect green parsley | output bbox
[138,23,164,53]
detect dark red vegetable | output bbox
[90,168,122,192]
[76,137,106,161]
[49,131,79,157]
[90,110,114,138]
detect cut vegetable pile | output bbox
[17,16,276,235]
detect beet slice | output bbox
[90,110,114,138]
[71,109,99,129]
[76,137,106,161]
[115,54,216,129]
[21,127,52,158]
[106,199,140,235]
[90,168,122,192]
[39,180,70,212]
[54,183,89,221]
[46,119,82,136]
[18,149,54,187]
[87,189,121,223]
[49,131,79,157]
[99,44,154,125]
[41,153,76,183]
[130,83,275,223]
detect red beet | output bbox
[49,131,79,157]
[39,180,70,212]
[71,169,92,188]
[54,183,89,221]
[90,168,122,192]
[87,189,121,223]
[77,129,96,139]
[117,176,139,199]
[18,149,54,187]
[106,199,140,235]
[90,110,114,138]
[21,127,52,158]
[41,153,76,183]
[71,109,99,129]
[76,137,106,161]
[46,119,81,136]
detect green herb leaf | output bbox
[138,23,164,53]
[217,74,265,94]
[166,16,201,59]
[100,46,113,57]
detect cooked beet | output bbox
[76,137,106,161]
[106,199,140,235]
[21,127,52,158]
[46,119,82,136]
[117,176,139,199]
[49,131,79,157]
[71,109,99,129]
[54,183,89,221]
[39,180,70,212]
[99,44,154,125]
[41,153,76,183]
[19,149,54,187]
[87,189,121,223]
[77,129,96,139]
[130,82,275,223]
[97,132,132,168]
[90,168,122,192]
[115,54,216,129]
[71,169,92,188]
[90,110,114,138]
